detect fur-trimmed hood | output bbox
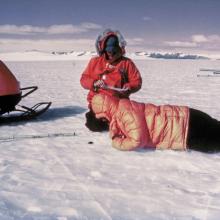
[95,29,127,56]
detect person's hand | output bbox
[122,84,131,91]
[110,120,125,139]
[110,121,119,139]
[94,79,106,89]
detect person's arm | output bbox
[109,108,150,151]
[80,58,97,90]
[122,60,142,94]
[111,128,144,151]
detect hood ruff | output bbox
[95,29,127,56]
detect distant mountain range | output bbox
[144,52,208,60]
[1,50,218,61]
[52,50,209,59]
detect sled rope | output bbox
[0,132,76,142]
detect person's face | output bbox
[105,47,121,62]
[106,48,117,59]
[104,36,122,62]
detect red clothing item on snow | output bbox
[80,55,142,105]
[0,60,21,96]
[91,94,190,151]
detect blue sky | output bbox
[0,0,220,54]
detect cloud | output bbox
[0,25,45,35]
[142,16,152,21]
[164,41,197,48]
[127,38,145,46]
[80,22,102,29]
[191,35,208,43]
[208,35,220,42]
[164,34,220,50]
[0,37,148,52]
[0,23,102,35]
[0,38,95,52]
[192,34,220,43]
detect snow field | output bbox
[0,59,220,219]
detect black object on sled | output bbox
[0,86,51,124]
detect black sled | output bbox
[0,60,51,124]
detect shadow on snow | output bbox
[39,105,87,121]
[0,105,87,126]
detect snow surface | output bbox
[0,56,220,219]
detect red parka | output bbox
[80,55,142,104]
[91,94,190,151]
[80,30,142,105]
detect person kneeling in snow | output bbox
[80,29,142,132]
[91,93,220,153]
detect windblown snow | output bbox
[0,53,220,220]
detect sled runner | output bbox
[0,60,51,124]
